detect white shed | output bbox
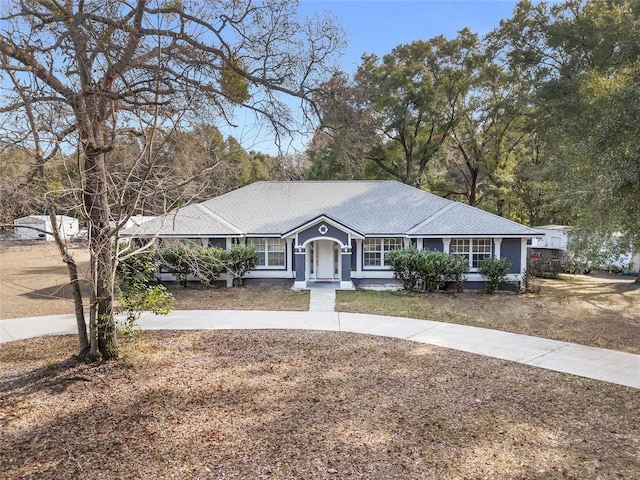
[530,225,571,250]
[13,215,79,242]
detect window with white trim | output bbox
[363,237,403,267]
[247,238,286,268]
[449,238,492,269]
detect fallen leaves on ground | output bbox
[1,331,638,479]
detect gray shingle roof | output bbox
[125,181,538,237]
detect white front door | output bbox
[316,240,336,280]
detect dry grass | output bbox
[1,331,639,480]
[337,274,640,354]
[0,243,92,319]
[167,283,309,311]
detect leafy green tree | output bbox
[425,30,524,211]
[313,32,481,188]
[494,0,640,281]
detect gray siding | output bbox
[501,238,521,273]
[298,221,349,246]
[294,251,305,281]
[341,253,351,281]
[351,239,357,270]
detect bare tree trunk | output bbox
[84,147,118,360]
[47,206,89,354]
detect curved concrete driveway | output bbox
[2,310,639,389]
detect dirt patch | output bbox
[0,243,308,319]
[1,331,638,480]
[0,242,91,319]
[166,283,309,311]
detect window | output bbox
[450,238,492,269]
[363,237,403,267]
[247,238,286,268]
[472,239,492,268]
[449,238,470,262]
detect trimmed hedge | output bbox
[159,244,258,287]
[385,248,469,293]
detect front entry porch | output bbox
[289,217,357,290]
[309,239,339,282]
[292,239,354,290]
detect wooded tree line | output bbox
[307,0,639,253]
[3,0,637,242]
[0,127,304,224]
[0,0,637,359]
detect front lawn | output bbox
[337,273,640,354]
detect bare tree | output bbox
[0,0,343,360]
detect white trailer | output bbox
[13,215,79,242]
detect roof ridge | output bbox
[456,202,540,233]
[407,202,457,234]
[194,203,243,235]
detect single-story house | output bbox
[13,215,79,242]
[122,181,540,289]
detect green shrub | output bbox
[443,254,469,292]
[385,247,422,291]
[478,257,511,294]
[386,248,469,292]
[116,250,174,338]
[225,245,259,286]
[416,250,450,292]
[158,243,258,287]
[158,244,191,286]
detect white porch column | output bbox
[226,237,233,286]
[286,238,293,278]
[355,239,363,278]
[442,237,451,254]
[416,238,423,250]
[494,237,502,258]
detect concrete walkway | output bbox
[1,310,638,389]
[309,287,336,312]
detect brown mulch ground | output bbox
[1,331,639,480]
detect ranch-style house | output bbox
[123,180,540,289]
